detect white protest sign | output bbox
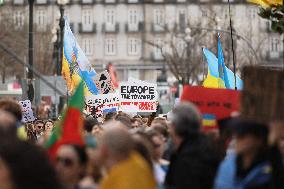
[19,100,35,123]
[85,92,120,115]
[94,70,115,94]
[119,81,158,112]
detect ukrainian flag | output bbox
[62,18,99,95]
[202,37,243,90]
[202,114,218,131]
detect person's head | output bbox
[115,114,132,129]
[0,140,61,189]
[98,122,134,170]
[104,112,117,123]
[91,123,103,137]
[55,144,88,189]
[34,120,44,134]
[132,132,154,169]
[131,118,143,129]
[0,110,17,139]
[231,119,268,156]
[0,98,22,122]
[169,102,202,147]
[84,116,98,134]
[152,124,169,142]
[44,120,54,132]
[146,129,165,161]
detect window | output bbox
[105,38,116,55]
[271,38,280,52]
[128,38,140,55]
[82,9,93,31]
[247,7,257,19]
[223,7,235,19]
[154,9,164,26]
[128,9,138,25]
[105,9,115,25]
[13,11,24,29]
[177,9,186,31]
[128,70,139,80]
[36,10,46,28]
[82,38,93,56]
[154,38,163,59]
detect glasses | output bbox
[56,157,74,167]
[37,126,43,129]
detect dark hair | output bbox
[104,112,117,122]
[84,116,98,133]
[0,140,61,189]
[171,102,201,138]
[43,120,54,131]
[34,119,44,125]
[0,98,22,122]
[115,115,132,129]
[67,144,88,166]
[152,124,169,140]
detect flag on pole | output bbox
[62,18,99,95]
[202,48,243,90]
[45,81,85,160]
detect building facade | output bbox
[1,0,283,83]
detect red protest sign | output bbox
[180,86,240,120]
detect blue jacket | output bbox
[214,154,272,189]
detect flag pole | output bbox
[227,0,237,90]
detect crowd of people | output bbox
[0,98,283,189]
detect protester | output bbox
[147,129,168,186]
[0,109,17,140]
[44,119,54,132]
[34,119,44,140]
[91,123,103,137]
[25,122,37,143]
[98,122,156,189]
[55,144,88,189]
[214,119,272,189]
[0,140,61,189]
[84,116,98,134]
[165,102,220,189]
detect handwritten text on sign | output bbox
[86,93,120,113]
[19,100,35,123]
[180,86,240,120]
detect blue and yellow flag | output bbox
[248,0,282,8]
[62,18,99,95]
[202,42,243,90]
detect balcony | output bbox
[80,0,95,4]
[103,0,117,3]
[35,0,50,5]
[151,52,164,61]
[79,23,96,34]
[125,22,144,33]
[102,23,119,33]
[266,51,282,60]
[13,0,25,5]
[127,0,142,3]
[151,23,167,33]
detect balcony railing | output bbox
[103,0,117,3]
[80,0,96,4]
[13,0,25,5]
[35,0,50,5]
[151,52,164,61]
[266,51,282,60]
[102,23,119,33]
[125,22,144,33]
[79,23,97,33]
[151,23,167,33]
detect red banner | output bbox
[180,86,240,120]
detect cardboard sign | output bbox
[85,93,120,117]
[94,70,115,94]
[180,86,240,120]
[119,81,158,112]
[241,66,284,122]
[19,100,36,123]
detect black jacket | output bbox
[165,134,221,189]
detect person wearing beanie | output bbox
[165,102,220,189]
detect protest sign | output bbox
[85,93,120,117]
[180,86,240,120]
[242,66,284,122]
[19,100,36,123]
[119,81,158,112]
[94,70,115,94]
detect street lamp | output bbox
[57,0,68,75]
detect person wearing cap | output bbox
[165,102,220,189]
[214,119,272,189]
